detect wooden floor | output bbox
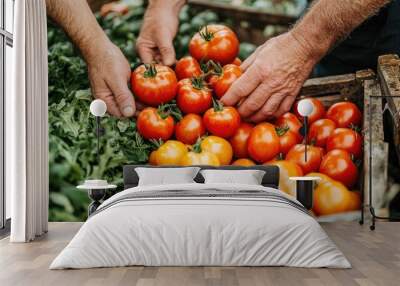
[0,222,399,286]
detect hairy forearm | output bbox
[46,0,110,60]
[292,0,390,60]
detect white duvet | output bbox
[50,183,350,269]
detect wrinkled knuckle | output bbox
[262,102,279,116]
[253,62,269,78]
[234,86,249,99]
[136,40,147,51]
[268,78,284,91]
[261,108,274,118]
[159,45,173,54]
[246,100,263,113]
[114,91,130,102]
[270,99,281,110]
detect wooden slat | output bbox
[363,79,388,213]
[356,69,376,83]
[364,80,385,141]
[300,73,358,97]
[377,54,400,161]
[188,0,297,27]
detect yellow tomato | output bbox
[154,140,188,166]
[200,136,233,165]
[149,150,158,165]
[232,158,256,166]
[347,191,361,211]
[265,160,303,197]
[307,172,352,216]
[180,151,220,166]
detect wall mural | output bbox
[48,0,400,222]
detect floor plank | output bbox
[0,222,399,286]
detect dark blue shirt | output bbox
[313,0,400,76]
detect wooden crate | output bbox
[298,68,391,220]
[377,54,400,161]
[376,54,400,217]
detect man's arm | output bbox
[221,0,390,122]
[46,0,135,117]
[292,0,390,61]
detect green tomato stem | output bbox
[212,97,224,112]
[143,64,157,78]
[199,25,214,42]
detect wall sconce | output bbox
[297,99,314,161]
[76,99,116,216]
[89,99,107,165]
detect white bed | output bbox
[50,182,350,269]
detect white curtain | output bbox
[8,0,48,242]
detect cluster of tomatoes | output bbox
[130,24,362,216]
[267,99,363,216]
[132,24,243,166]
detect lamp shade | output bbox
[297,99,314,117]
[90,99,107,117]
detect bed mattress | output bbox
[50,183,350,269]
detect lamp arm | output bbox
[96,116,100,166]
[304,116,308,162]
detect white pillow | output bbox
[136,167,200,186]
[200,169,266,185]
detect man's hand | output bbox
[136,0,185,65]
[86,41,135,117]
[221,0,389,122]
[46,0,135,117]
[221,32,316,123]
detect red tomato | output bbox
[276,127,301,155]
[308,119,336,147]
[229,123,254,159]
[177,77,212,114]
[189,24,239,65]
[137,107,174,140]
[131,64,178,107]
[175,56,202,80]
[175,114,206,145]
[203,102,241,138]
[293,98,325,124]
[286,144,324,174]
[231,57,242,66]
[326,128,362,158]
[275,112,303,136]
[209,64,242,99]
[247,123,280,163]
[326,101,362,128]
[319,149,359,188]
